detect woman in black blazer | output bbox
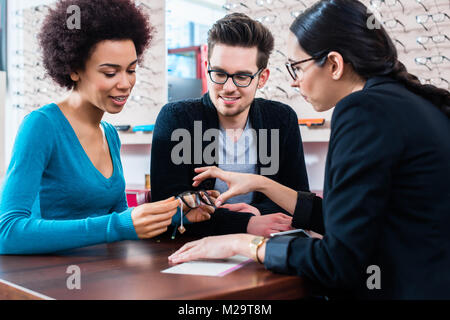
[168,0,450,299]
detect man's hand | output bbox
[246,213,294,238]
[183,190,220,223]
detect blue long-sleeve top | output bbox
[0,103,138,254]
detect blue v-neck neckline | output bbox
[51,103,116,184]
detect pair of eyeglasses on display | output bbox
[256,14,278,25]
[34,87,51,95]
[33,4,50,12]
[14,87,54,96]
[222,2,249,11]
[370,0,405,13]
[384,18,407,32]
[417,34,450,49]
[415,55,450,70]
[13,61,41,70]
[12,103,41,111]
[15,48,40,55]
[419,77,450,88]
[255,0,275,11]
[33,75,48,81]
[416,13,450,31]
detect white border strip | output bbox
[0,278,55,300]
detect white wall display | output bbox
[2,0,449,187]
[222,0,450,142]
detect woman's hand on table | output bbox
[168,234,256,264]
[168,231,322,265]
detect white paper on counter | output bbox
[161,255,253,277]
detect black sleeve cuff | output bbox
[264,235,297,274]
[212,208,254,234]
[182,208,254,237]
[292,191,316,229]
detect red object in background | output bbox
[200,44,208,94]
[126,187,151,207]
[167,45,209,94]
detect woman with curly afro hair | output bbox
[0,0,209,254]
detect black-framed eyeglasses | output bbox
[177,190,216,211]
[171,190,216,238]
[285,53,328,81]
[207,64,263,88]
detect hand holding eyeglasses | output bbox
[131,196,179,239]
[178,190,220,223]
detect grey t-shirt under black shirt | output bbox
[214,120,258,204]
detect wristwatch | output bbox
[249,236,266,264]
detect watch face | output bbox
[251,236,264,245]
[250,236,265,263]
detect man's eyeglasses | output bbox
[285,53,327,81]
[177,190,216,211]
[172,190,216,238]
[207,64,263,88]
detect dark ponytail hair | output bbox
[290,0,450,117]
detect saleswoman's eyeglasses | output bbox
[285,52,328,81]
